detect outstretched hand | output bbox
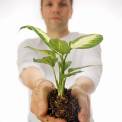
[71,86,90,122]
[31,79,90,122]
[31,79,66,122]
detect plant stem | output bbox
[52,67,59,89]
[57,54,68,96]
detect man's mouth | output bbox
[51,17,61,20]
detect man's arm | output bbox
[70,45,102,122]
[20,66,45,90]
[71,76,95,95]
[20,67,67,122]
[70,76,94,122]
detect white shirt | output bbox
[17,32,102,122]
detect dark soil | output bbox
[47,88,80,122]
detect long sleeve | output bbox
[17,38,45,78]
[73,45,103,89]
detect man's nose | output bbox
[52,5,61,14]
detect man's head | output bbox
[41,0,73,6]
[40,0,73,33]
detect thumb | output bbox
[38,80,55,116]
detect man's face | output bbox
[41,0,72,30]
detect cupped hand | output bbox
[39,115,66,122]
[71,86,90,122]
[31,79,66,122]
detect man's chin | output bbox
[49,24,64,30]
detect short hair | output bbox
[41,0,73,6]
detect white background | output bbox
[0,0,122,122]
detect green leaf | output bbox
[68,67,82,73]
[70,34,103,49]
[49,39,71,54]
[65,70,82,77]
[20,25,50,46]
[25,46,56,57]
[68,65,96,73]
[58,61,71,73]
[33,56,57,67]
[58,61,62,70]
[64,61,72,71]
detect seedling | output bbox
[20,25,103,97]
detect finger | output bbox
[78,94,90,108]
[54,117,66,122]
[78,112,85,122]
[78,107,91,122]
[71,87,90,122]
[38,81,55,115]
[78,109,89,121]
[71,86,82,97]
[31,89,44,116]
[40,115,66,122]
[78,97,90,122]
[31,81,55,116]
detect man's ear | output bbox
[69,8,73,19]
[40,7,44,19]
[40,7,43,16]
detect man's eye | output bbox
[46,2,53,7]
[59,3,67,7]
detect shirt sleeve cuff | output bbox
[73,66,102,88]
[18,62,45,78]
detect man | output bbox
[17,0,102,122]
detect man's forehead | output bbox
[44,0,68,2]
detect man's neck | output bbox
[47,28,70,39]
